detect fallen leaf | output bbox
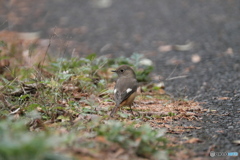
[216,130,224,133]
[164,124,171,128]
[217,97,230,100]
[139,58,153,66]
[95,136,107,143]
[233,140,240,144]
[185,138,202,143]
[0,59,10,74]
[191,54,201,63]
[224,48,234,56]
[185,112,196,116]
[172,42,194,51]
[158,45,172,52]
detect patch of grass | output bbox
[0,38,204,159]
[168,112,176,117]
[0,50,170,159]
[96,121,167,158]
[0,118,72,160]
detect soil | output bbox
[1,0,240,159]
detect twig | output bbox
[0,20,7,29]
[92,60,108,77]
[166,75,188,81]
[71,147,101,158]
[71,48,76,58]
[165,64,178,80]
[165,64,188,81]
[9,108,20,115]
[0,94,11,108]
[39,27,56,68]
[0,76,18,92]
[61,40,69,57]
[138,111,171,116]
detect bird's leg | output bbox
[110,106,119,117]
[129,105,134,116]
[132,102,140,108]
[130,103,140,117]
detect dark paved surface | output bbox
[1,0,240,158]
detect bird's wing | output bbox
[114,77,138,106]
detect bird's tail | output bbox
[110,105,119,117]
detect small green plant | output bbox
[0,118,72,160]
[96,120,167,158]
[0,40,7,47]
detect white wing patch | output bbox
[126,88,132,93]
[114,89,117,94]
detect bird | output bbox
[110,65,138,117]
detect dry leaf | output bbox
[185,112,196,116]
[185,138,202,144]
[172,42,194,51]
[225,48,234,56]
[217,97,230,100]
[233,140,240,144]
[0,59,10,74]
[216,130,224,133]
[95,136,108,143]
[158,45,172,52]
[191,54,201,63]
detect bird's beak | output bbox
[111,70,116,72]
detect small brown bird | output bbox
[110,65,138,117]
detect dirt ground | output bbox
[1,0,240,159]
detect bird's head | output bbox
[112,65,136,78]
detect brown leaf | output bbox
[185,112,196,116]
[28,118,45,131]
[0,59,10,74]
[216,130,224,133]
[185,138,202,144]
[73,92,89,99]
[164,124,171,128]
[191,54,201,63]
[217,97,230,100]
[158,45,172,52]
[224,48,234,56]
[95,136,108,143]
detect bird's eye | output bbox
[120,69,124,72]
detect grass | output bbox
[0,37,203,160]
[0,42,169,160]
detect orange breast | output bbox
[120,92,137,107]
